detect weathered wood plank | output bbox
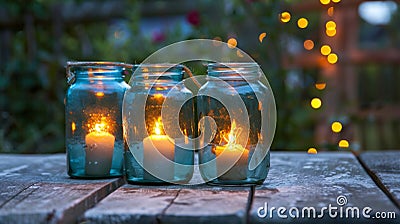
[83,186,180,224]
[162,188,249,224]
[0,154,124,224]
[359,151,400,207]
[2,152,398,223]
[250,152,400,223]
[84,184,251,224]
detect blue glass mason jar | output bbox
[197,62,276,185]
[123,64,195,184]
[65,61,130,178]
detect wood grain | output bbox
[1,152,399,224]
[359,151,400,207]
[249,152,400,223]
[84,185,250,224]
[0,154,123,224]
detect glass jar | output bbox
[197,62,276,185]
[65,61,130,178]
[123,64,195,184]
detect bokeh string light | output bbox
[331,121,343,133]
[280,12,291,23]
[307,148,318,154]
[339,139,349,148]
[259,32,267,43]
[320,0,330,5]
[315,82,327,90]
[297,18,309,29]
[304,39,314,50]
[320,45,332,55]
[327,53,338,64]
[327,7,334,17]
[227,38,237,48]
[280,0,343,152]
[311,98,322,109]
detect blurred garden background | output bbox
[0,0,399,154]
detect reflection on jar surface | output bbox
[66,62,130,178]
[123,64,195,184]
[197,62,276,185]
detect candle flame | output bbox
[153,93,164,100]
[154,117,163,135]
[86,114,115,135]
[96,92,105,97]
[221,120,242,148]
[214,120,247,156]
[88,117,110,133]
[71,122,76,133]
[94,123,106,132]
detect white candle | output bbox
[215,144,248,180]
[214,120,248,180]
[85,130,115,176]
[143,134,175,181]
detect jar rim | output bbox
[67,61,133,69]
[133,63,184,73]
[66,61,129,84]
[132,63,184,81]
[207,62,260,80]
[208,62,259,68]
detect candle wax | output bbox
[143,135,175,181]
[215,144,249,180]
[85,131,115,176]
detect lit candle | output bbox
[214,121,249,180]
[85,122,115,176]
[143,119,175,181]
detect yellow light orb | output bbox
[297,18,309,29]
[326,28,337,37]
[311,98,322,109]
[227,38,237,48]
[303,39,314,50]
[320,45,331,55]
[320,0,330,5]
[331,121,343,133]
[280,12,291,23]
[332,0,340,3]
[327,7,334,16]
[315,82,327,90]
[326,21,336,30]
[308,148,318,154]
[327,53,338,64]
[339,139,349,148]
[259,32,267,43]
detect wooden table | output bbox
[0,152,399,223]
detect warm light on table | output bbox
[85,121,115,176]
[214,121,249,180]
[143,118,175,181]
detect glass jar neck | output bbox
[67,62,127,84]
[132,63,184,86]
[207,62,260,81]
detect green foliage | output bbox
[0,0,320,153]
